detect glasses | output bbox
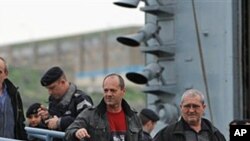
[182,104,202,110]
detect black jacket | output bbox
[48,83,93,131]
[142,131,153,141]
[65,99,144,141]
[153,118,226,141]
[5,79,27,140]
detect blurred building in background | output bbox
[0,26,144,90]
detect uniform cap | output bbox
[140,108,159,122]
[26,103,41,117]
[40,66,63,86]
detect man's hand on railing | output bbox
[75,128,90,140]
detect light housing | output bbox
[113,0,141,8]
[117,23,158,47]
[156,102,179,123]
[126,62,163,84]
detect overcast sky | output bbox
[0,0,144,45]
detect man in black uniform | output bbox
[139,108,159,141]
[38,66,93,131]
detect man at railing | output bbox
[38,66,93,133]
[65,73,143,141]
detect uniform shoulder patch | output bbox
[76,99,93,111]
[74,93,81,97]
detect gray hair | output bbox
[181,89,205,104]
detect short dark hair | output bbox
[103,73,125,89]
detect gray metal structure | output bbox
[114,0,249,140]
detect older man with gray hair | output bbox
[153,89,226,141]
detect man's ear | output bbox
[121,88,126,96]
[4,69,8,79]
[203,104,206,109]
[123,88,126,93]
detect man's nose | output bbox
[30,117,36,121]
[189,107,195,111]
[106,91,112,95]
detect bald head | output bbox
[103,73,125,89]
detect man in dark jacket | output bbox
[38,66,93,131]
[65,73,143,141]
[0,57,27,140]
[153,89,226,141]
[139,108,159,141]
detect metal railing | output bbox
[25,127,65,141]
[0,137,22,141]
[0,127,65,141]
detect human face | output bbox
[103,76,125,110]
[147,121,157,133]
[0,59,7,87]
[45,79,65,99]
[28,114,42,127]
[180,95,206,126]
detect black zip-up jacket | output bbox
[65,99,144,141]
[4,79,27,140]
[153,118,226,141]
[48,83,93,131]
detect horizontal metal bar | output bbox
[0,137,22,141]
[25,127,65,138]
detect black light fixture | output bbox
[116,23,159,47]
[113,0,141,8]
[126,62,163,84]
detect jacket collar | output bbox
[4,79,18,96]
[96,98,135,117]
[59,83,76,106]
[173,117,218,135]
